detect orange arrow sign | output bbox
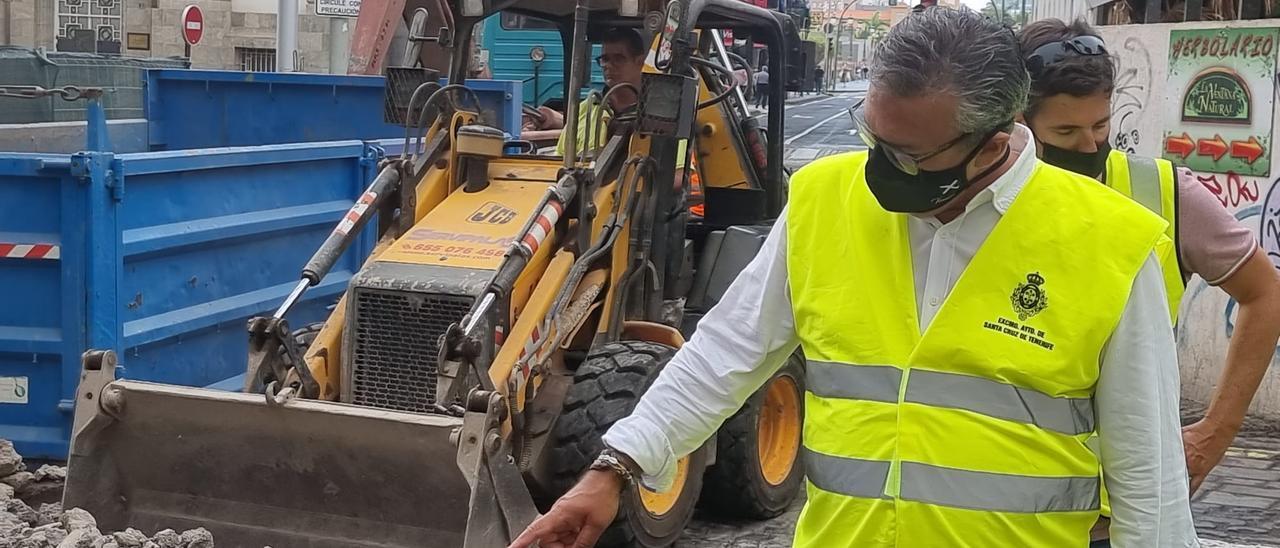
[1197,134,1228,161]
[1165,133,1194,159]
[1230,136,1265,164]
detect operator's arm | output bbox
[1176,170,1280,492]
[1097,254,1198,547]
[602,210,800,491]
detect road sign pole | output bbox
[180,5,203,62]
[277,0,298,71]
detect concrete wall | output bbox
[1097,20,1280,419]
[1,0,338,72]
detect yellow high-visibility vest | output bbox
[1104,149,1182,323]
[785,151,1168,547]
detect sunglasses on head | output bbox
[1024,35,1108,78]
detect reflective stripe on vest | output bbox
[905,369,1094,436]
[804,449,1101,513]
[1105,150,1182,323]
[807,360,901,403]
[899,462,1100,513]
[1125,155,1164,217]
[808,362,1094,436]
[804,448,892,500]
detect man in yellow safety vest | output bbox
[1016,19,1280,547]
[513,8,1198,547]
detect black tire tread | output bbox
[700,354,805,520]
[548,341,686,547]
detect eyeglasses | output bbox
[595,54,633,67]
[847,97,977,175]
[1024,35,1108,78]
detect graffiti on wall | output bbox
[1263,178,1280,266]
[1163,27,1278,176]
[1197,171,1263,208]
[1112,37,1152,154]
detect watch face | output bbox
[530,46,546,62]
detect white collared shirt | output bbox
[602,124,1198,547]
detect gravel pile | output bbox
[0,441,216,548]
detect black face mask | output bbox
[1038,139,1111,179]
[864,134,1008,214]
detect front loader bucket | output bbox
[64,375,469,548]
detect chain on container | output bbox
[0,85,104,101]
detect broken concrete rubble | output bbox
[0,442,217,548]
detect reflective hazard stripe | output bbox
[905,369,1094,436]
[0,243,60,260]
[899,461,1100,513]
[1125,155,1164,218]
[806,361,902,403]
[519,200,564,256]
[803,448,892,499]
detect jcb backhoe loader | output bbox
[63,0,807,546]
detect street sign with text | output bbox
[317,0,361,17]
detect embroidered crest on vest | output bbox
[1011,272,1048,321]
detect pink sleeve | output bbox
[1176,168,1259,285]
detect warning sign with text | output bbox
[316,0,360,17]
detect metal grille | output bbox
[237,48,277,72]
[384,67,438,125]
[55,0,123,51]
[351,289,473,412]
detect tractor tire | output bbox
[700,351,806,520]
[291,322,325,353]
[277,322,325,369]
[548,341,709,547]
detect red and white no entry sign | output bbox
[181,5,204,46]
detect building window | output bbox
[56,0,123,51]
[237,48,277,72]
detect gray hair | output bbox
[870,7,1029,134]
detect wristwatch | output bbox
[589,448,636,486]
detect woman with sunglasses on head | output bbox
[1016,19,1280,548]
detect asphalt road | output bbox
[756,80,869,170]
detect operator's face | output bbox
[600,41,645,89]
[1022,91,1112,153]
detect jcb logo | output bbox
[469,202,518,225]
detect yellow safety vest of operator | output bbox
[785,151,1168,547]
[1104,149,1182,323]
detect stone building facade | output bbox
[1,0,341,73]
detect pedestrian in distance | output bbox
[753,64,770,109]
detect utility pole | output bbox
[831,0,856,91]
[276,0,298,71]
